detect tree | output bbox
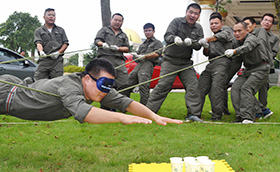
[0,11,41,56]
[83,44,98,66]
[67,53,79,66]
[100,0,111,27]
[274,0,280,30]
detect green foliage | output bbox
[273,0,280,29]
[83,44,98,66]
[1,88,280,171]
[64,44,97,67]
[209,0,232,13]
[67,53,79,66]
[0,11,41,55]
[63,65,85,73]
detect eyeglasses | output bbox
[86,72,115,93]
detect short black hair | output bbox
[187,3,201,13]
[235,21,248,30]
[143,23,155,30]
[44,8,55,15]
[84,58,116,78]
[242,17,256,24]
[112,13,124,20]
[209,12,222,21]
[261,13,275,23]
[210,12,220,17]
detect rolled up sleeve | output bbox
[100,89,133,112]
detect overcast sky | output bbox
[1,0,194,52]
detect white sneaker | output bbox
[242,119,254,124]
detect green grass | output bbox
[1,87,280,171]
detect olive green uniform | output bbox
[231,33,270,122]
[222,26,242,115]
[0,74,133,123]
[146,17,203,117]
[256,29,279,110]
[127,37,163,105]
[199,26,235,120]
[94,26,130,95]
[34,24,69,80]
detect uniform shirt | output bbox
[34,24,69,54]
[207,26,235,59]
[137,37,163,65]
[4,73,133,123]
[267,30,280,58]
[252,27,275,72]
[235,33,269,69]
[163,17,204,62]
[94,26,130,59]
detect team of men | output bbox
[0,3,279,125]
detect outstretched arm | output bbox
[83,106,152,125]
[126,101,183,125]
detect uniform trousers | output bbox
[223,57,243,114]
[199,58,231,119]
[0,75,22,114]
[231,64,270,121]
[34,56,64,80]
[146,60,201,117]
[127,61,154,105]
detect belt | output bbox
[5,86,17,114]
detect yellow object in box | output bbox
[129,159,235,172]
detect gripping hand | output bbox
[184,38,192,46]
[225,49,235,58]
[174,36,183,45]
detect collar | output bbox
[42,24,57,31]
[267,30,273,36]
[143,37,156,43]
[108,26,123,35]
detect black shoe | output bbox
[222,111,230,116]
[211,117,221,121]
[262,108,273,119]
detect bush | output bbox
[64,65,85,73]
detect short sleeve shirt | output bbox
[34,24,69,54]
[94,26,130,58]
[7,73,133,123]
[137,37,163,64]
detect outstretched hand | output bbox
[152,114,183,126]
[120,115,153,125]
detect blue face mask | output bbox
[86,72,115,93]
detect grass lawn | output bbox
[0,87,280,171]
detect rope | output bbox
[0,48,92,64]
[117,54,227,93]
[114,43,176,69]
[0,43,224,98]
[0,79,60,97]
[1,120,280,125]
[115,40,198,69]
[186,121,280,125]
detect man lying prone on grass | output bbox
[0,58,182,125]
